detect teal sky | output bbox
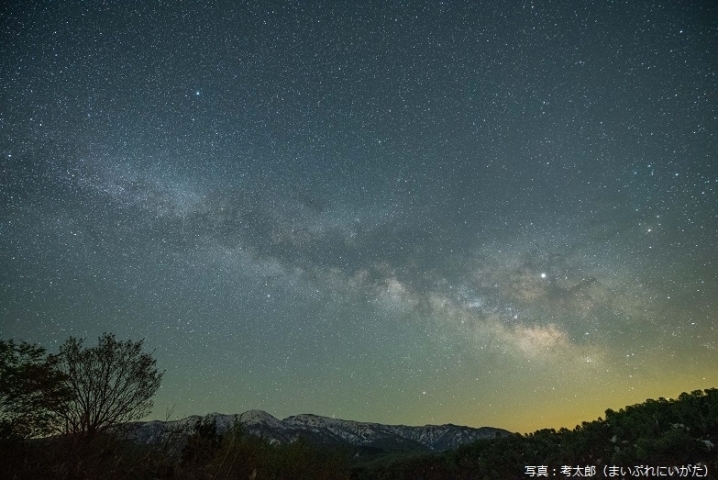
[1,1,717,433]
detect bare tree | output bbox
[50,333,163,437]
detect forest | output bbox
[2,335,716,479]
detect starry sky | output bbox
[1,1,717,433]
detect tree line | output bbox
[2,333,717,479]
[350,388,718,479]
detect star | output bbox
[1,0,715,435]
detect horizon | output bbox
[2,1,717,435]
[144,408,507,429]
[148,385,716,434]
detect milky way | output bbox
[1,1,717,432]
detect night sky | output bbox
[1,1,717,433]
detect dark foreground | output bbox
[2,389,716,480]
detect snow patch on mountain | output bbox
[126,410,511,452]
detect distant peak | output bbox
[239,409,281,423]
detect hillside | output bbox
[126,409,510,453]
[353,388,718,479]
[1,388,716,479]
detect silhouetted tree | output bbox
[181,417,223,466]
[49,333,163,437]
[0,339,70,441]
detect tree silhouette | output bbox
[49,333,163,437]
[0,339,71,441]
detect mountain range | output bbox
[126,410,511,453]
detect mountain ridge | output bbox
[126,409,512,452]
